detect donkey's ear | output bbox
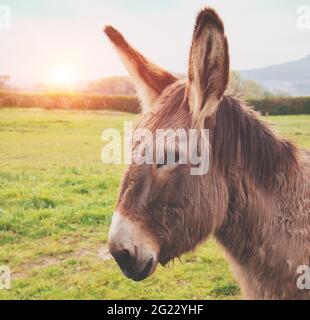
[188,8,230,126]
[104,26,177,113]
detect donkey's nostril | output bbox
[112,248,134,270]
[135,257,154,281]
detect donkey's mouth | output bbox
[121,257,157,282]
[110,246,158,281]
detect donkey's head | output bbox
[105,8,230,281]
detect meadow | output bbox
[0,108,309,300]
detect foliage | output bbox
[229,71,272,99]
[87,76,136,95]
[249,97,310,115]
[0,91,140,113]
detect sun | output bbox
[48,65,77,88]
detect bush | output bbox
[0,91,140,113]
[248,97,310,115]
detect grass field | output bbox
[0,109,309,300]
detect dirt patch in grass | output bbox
[13,245,111,278]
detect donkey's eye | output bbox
[156,152,179,169]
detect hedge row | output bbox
[0,91,309,115]
[0,91,141,113]
[248,97,310,115]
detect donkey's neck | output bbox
[211,97,300,298]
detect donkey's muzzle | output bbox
[110,247,154,281]
[108,211,159,281]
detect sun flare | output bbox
[48,65,78,88]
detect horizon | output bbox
[1,0,310,89]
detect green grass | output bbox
[266,115,310,149]
[0,109,308,300]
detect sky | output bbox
[0,0,309,86]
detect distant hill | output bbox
[239,55,310,96]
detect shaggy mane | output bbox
[212,96,299,189]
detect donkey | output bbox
[104,8,310,300]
